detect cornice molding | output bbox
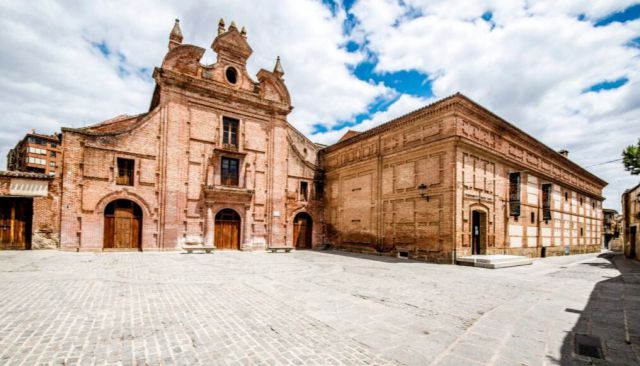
[154,68,292,116]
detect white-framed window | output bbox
[27,157,46,165]
[28,147,46,155]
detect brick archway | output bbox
[103,199,142,250]
[214,208,241,250]
[293,212,313,249]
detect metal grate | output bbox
[575,334,603,359]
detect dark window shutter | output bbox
[509,172,521,217]
[542,183,552,221]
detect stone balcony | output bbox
[203,184,254,205]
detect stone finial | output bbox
[273,56,284,78]
[218,18,225,35]
[169,19,183,49]
[240,26,247,38]
[229,21,238,31]
[169,19,182,43]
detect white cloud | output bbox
[312,93,433,144]
[0,0,386,161]
[349,0,640,210]
[0,0,638,210]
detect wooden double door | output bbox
[104,199,142,250]
[293,212,312,249]
[0,198,32,250]
[215,209,240,250]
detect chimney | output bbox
[558,149,569,158]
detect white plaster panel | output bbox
[10,178,48,196]
[508,224,523,236]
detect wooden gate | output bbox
[104,200,142,250]
[293,212,313,249]
[215,209,240,250]
[0,198,32,250]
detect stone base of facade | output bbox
[331,242,602,264]
[31,232,59,249]
[331,243,455,264]
[490,245,601,258]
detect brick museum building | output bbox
[2,19,607,263]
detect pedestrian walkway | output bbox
[0,250,637,365]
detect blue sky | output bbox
[312,0,640,140]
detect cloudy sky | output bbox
[0,0,639,210]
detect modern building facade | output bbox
[4,19,608,263]
[6,131,62,176]
[321,94,607,263]
[622,183,640,260]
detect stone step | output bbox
[456,254,533,269]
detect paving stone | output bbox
[0,251,638,365]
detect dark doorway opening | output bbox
[215,209,241,250]
[293,212,313,249]
[104,199,142,250]
[0,197,32,250]
[471,210,487,255]
[630,226,637,259]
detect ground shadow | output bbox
[554,253,640,365]
[317,248,424,264]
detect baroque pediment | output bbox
[211,28,252,65]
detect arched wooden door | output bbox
[293,212,313,249]
[215,209,240,250]
[104,199,142,250]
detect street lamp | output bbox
[418,183,429,201]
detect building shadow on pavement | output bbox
[554,253,640,365]
[317,249,422,264]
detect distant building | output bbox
[622,182,640,260]
[6,131,62,176]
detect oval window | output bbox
[225,67,238,84]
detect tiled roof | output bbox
[0,170,53,179]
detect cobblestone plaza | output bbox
[0,250,638,365]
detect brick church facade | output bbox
[59,20,323,251]
[22,19,606,262]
